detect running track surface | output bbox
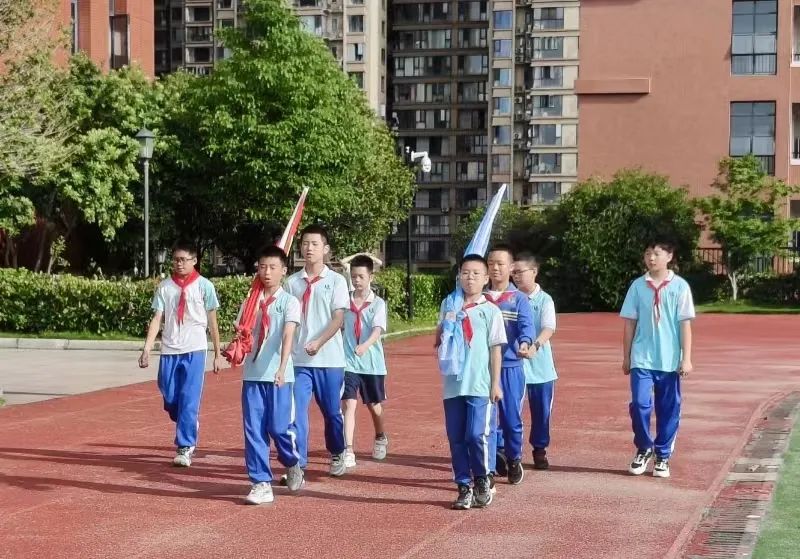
[1,314,799,559]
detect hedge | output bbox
[0,267,453,336]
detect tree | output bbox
[155,0,413,260]
[696,156,800,300]
[452,202,548,258]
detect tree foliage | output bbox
[696,155,800,300]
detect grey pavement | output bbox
[0,349,174,406]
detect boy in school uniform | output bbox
[286,225,350,477]
[621,239,695,479]
[139,241,223,467]
[239,246,305,505]
[485,245,534,485]
[512,253,557,470]
[437,254,506,510]
[342,255,389,468]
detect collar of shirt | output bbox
[258,286,285,303]
[464,295,488,307]
[644,270,675,286]
[526,284,541,299]
[300,265,330,280]
[351,289,375,304]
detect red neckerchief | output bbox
[462,301,480,345]
[350,298,371,342]
[254,294,277,358]
[302,276,322,316]
[485,290,515,305]
[646,274,672,324]
[171,269,200,325]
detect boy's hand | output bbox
[212,353,225,374]
[138,350,150,369]
[517,342,531,359]
[622,358,631,376]
[274,367,286,387]
[304,339,321,356]
[679,359,693,377]
[490,383,503,403]
[355,344,367,357]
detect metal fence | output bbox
[694,245,800,276]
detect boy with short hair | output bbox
[286,225,350,477]
[437,254,506,510]
[342,255,389,468]
[512,253,557,470]
[139,241,223,467]
[485,245,534,485]
[621,239,695,479]
[239,246,305,504]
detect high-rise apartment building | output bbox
[386,0,580,270]
[154,0,388,115]
[66,0,155,77]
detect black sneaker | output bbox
[495,449,508,477]
[508,459,524,485]
[533,448,549,470]
[452,484,473,510]
[488,473,496,494]
[628,448,654,476]
[473,476,493,508]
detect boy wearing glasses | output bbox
[139,241,223,467]
[512,253,557,470]
[437,255,506,510]
[485,245,534,486]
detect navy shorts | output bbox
[342,372,386,404]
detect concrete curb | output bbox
[1,327,437,351]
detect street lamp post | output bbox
[135,128,155,277]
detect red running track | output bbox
[1,314,799,559]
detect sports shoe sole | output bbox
[245,495,274,505]
[653,468,670,478]
[472,491,493,508]
[508,465,525,485]
[452,501,472,510]
[628,456,653,476]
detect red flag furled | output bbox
[222,187,309,366]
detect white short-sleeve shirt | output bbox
[152,276,219,354]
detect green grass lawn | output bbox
[752,416,800,558]
[697,299,800,314]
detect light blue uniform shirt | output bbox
[344,290,388,375]
[152,276,219,354]
[287,266,350,368]
[620,271,695,373]
[524,287,558,384]
[438,297,507,399]
[241,288,301,383]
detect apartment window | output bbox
[492,97,510,115]
[731,0,777,75]
[172,28,184,42]
[458,110,486,129]
[156,8,168,27]
[172,47,183,63]
[298,0,319,6]
[187,6,212,23]
[493,125,511,145]
[492,154,511,173]
[415,136,451,156]
[531,124,562,145]
[156,29,168,46]
[531,153,562,174]
[532,37,563,59]
[187,26,212,42]
[349,43,365,62]
[531,95,562,117]
[217,0,233,8]
[525,182,561,204]
[457,82,487,102]
[394,2,449,24]
[457,135,489,155]
[187,47,212,63]
[381,48,386,65]
[457,187,486,209]
[394,56,450,77]
[349,15,364,33]
[109,14,129,69]
[395,82,451,103]
[493,68,512,87]
[493,39,512,58]
[398,109,450,128]
[70,0,79,53]
[300,15,323,36]
[457,161,487,181]
[532,7,564,30]
[218,19,234,29]
[458,28,487,48]
[418,161,450,183]
[217,46,232,60]
[382,21,386,37]
[415,188,448,210]
[349,71,364,88]
[381,75,385,92]
[533,66,563,88]
[493,10,512,30]
[396,29,451,50]
[730,101,776,174]
[157,50,168,67]
[458,1,488,22]
[330,45,339,59]
[171,7,182,21]
[458,55,488,75]
[414,214,449,235]
[352,0,365,3]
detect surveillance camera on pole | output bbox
[410,151,431,173]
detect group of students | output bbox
[138,226,694,511]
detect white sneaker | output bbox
[173,446,195,467]
[245,482,274,505]
[372,435,389,460]
[344,449,356,468]
[330,452,347,477]
[285,464,305,492]
[628,448,654,476]
[653,458,670,478]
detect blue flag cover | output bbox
[438,184,507,379]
